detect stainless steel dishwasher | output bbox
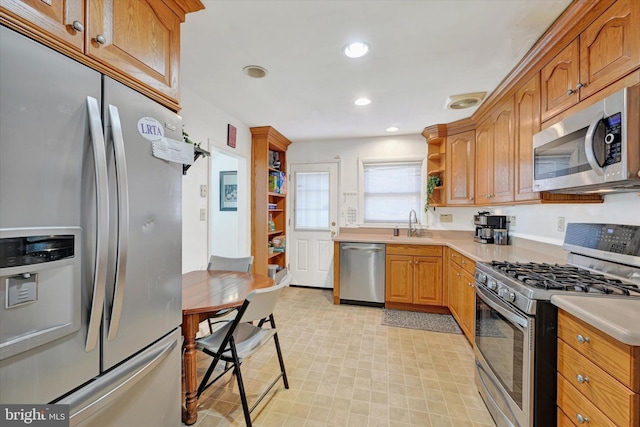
[339,242,385,306]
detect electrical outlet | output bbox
[200,208,206,221]
[508,215,516,227]
[200,185,207,198]
[557,216,565,232]
[439,214,453,223]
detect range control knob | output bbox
[505,291,516,303]
[475,272,487,284]
[487,279,498,290]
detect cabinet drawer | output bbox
[558,374,616,427]
[557,408,576,427]
[386,244,442,257]
[558,310,639,392]
[448,250,475,275]
[558,340,639,426]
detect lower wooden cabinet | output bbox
[385,245,444,311]
[557,310,640,426]
[447,248,476,343]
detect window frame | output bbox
[358,157,426,226]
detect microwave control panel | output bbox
[564,223,640,256]
[601,112,622,166]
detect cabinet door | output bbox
[446,130,475,205]
[515,74,541,201]
[87,0,180,101]
[385,255,413,304]
[491,97,515,204]
[0,0,85,51]
[541,39,580,121]
[474,120,492,205]
[579,0,640,99]
[460,269,476,343]
[447,262,463,324]
[413,256,443,306]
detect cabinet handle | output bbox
[576,334,590,344]
[576,374,589,384]
[576,82,584,90]
[576,414,589,424]
[95,34,106,45]
[71,20,84,32]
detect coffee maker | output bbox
[474,211,508,244]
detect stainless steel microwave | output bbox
[532,85,640,194]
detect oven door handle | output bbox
[476,286,528,329]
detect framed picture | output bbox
[227,124,236,148]
[219,171,238,211]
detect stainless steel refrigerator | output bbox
[0,25,183,426]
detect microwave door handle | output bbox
[106,104,129,341]
[585,112,606,176]
[85,96,109,352]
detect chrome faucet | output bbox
[408,209,418,237]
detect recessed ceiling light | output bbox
[344,42,370,58]
[386,126,399,132]
[354,97,371,106]
[242,65,268,78]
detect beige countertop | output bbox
[334,228,639,346]
[551,295,640,346]
[333,229,568,265]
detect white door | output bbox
[289,162,339,288]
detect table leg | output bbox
[182,315,199,425]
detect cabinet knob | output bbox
[469,197,473,200]
[95,34,106,45]
[576,414,589,424]
[461,260,466,265]
[576,82,585,90]
[457,273,461,277]
[576,374,589,384]
[566,88,575,95]
[576,334,590,344]
[71,20,84,32]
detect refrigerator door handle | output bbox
[59,337,178,424]
[85,96,109,352]
[106,104,129,341]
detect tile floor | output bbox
[184,286,496,427]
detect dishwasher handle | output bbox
[342,246,383,252]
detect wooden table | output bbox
[181,270,273,425]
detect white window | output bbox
[294,171,330,230]
[362,161,422,223]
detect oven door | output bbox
[474,285,533,427]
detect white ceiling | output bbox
[180,0,572,142]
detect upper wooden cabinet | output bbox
[446,130,475,205]
[541,0,640,121]
[0,0,204,110]
[515,74,542,202]
[475,97,515,205]
[0,0,85,50]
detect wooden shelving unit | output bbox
[422,124,447,207]
[250,126,292,277]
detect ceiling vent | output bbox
[445,92,486,110]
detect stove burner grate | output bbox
[489,261,640,296]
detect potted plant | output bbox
[424,175,442,212]
[182,127,210,174]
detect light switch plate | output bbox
[440,214,453,223]
[200,208,206,221]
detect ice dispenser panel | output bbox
[0,228,81,360]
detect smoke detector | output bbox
[445,92,486,110]
[243,65,268,78]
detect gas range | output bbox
[475,223,640,315]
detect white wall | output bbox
[288,134,427,227]
[210,151,242,257]
[179,86,252,272]
[288,136,640,246]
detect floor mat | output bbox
[382,309,462,334]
